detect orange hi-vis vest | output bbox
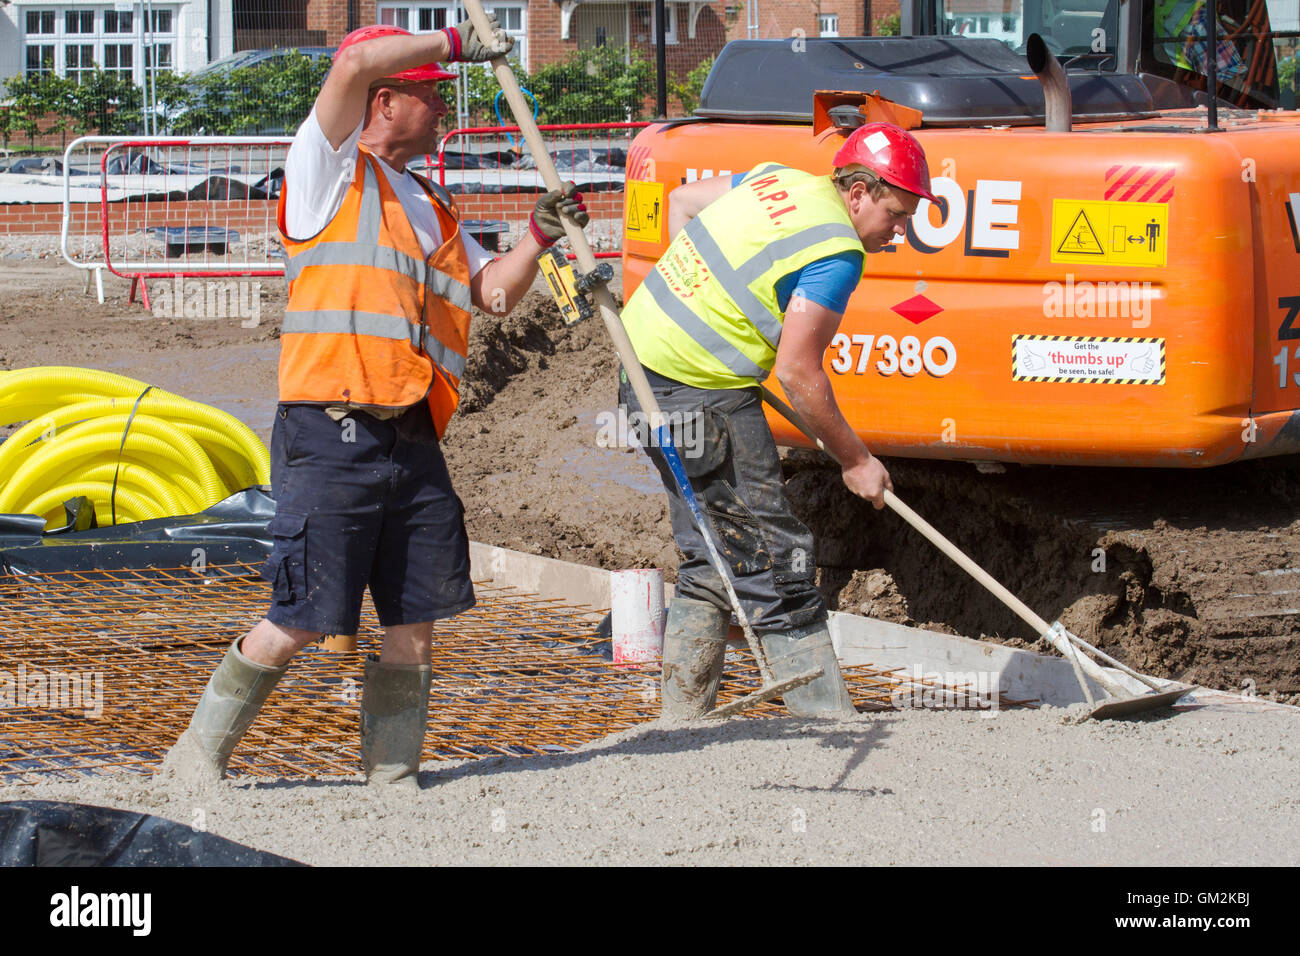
[276,145,473,437]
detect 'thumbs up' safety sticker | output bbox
[1013,335,1165,384]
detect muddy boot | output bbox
[158,637,286,785]
[760,622,856,719]
[660,596,729,720]
[360,656,433,789]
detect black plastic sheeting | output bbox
[0,487,274,575]
[0,801,304,866]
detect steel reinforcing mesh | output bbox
[0,563,993,785]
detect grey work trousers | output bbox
[618,367,826,633]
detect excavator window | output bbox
[1142,0,1298,108]
[934,0,1120,62]
[930,0,1297,108]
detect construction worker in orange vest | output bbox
[161,15,588,788]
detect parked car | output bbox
[152,47,335,136]
[192,47,336,79]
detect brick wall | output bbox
[454,189,624,226]
[629,3,728,81]
[717,0,902,40]
[3,109,108,151]
[527,0,580,67]
[3,191,627,238]
[308,0,377,44]
[0,200,281,238]
[821,0,865,35]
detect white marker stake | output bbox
[610,569,667,668]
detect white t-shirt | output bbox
[283,108,494,277]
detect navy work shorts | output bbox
[260,401,475,635]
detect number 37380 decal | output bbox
[828,333,957,378]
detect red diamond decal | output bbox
[891,294,942,325]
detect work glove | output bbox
[442,12,514,63]
[530,182,589,246]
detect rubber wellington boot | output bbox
[760,622,857,718]
[660,596,730,720]
[158,637,286,785]
[360,656,433,788]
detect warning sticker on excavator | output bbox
[625,179,665,243]
[1013,334,1165,384]
[1050,200,1168,268]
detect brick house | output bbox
[2,1,902,86]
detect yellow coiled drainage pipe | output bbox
[0,366,270,529]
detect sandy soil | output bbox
[3,705,1295,866]
[2,252,1298,865]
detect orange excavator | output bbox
[622,0,1300,467]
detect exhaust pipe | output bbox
[1026,32,1072,132]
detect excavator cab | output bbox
[623,0,1300,467]
[910,0,1296,108]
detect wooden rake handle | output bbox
[459,0,662,434]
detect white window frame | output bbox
[26,44,57,76]
[377,2,529,69]
[415,5,454,32]
[819,13,839,37]
[65,42,98,82]
[651,3,679,45]
[144,41,174,79]
[104,9,135,34]
[26,10,58,35]
[20,5,178,85]
[103,42,135,80]
[65,9,96,35]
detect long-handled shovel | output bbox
[757,385,1192,720]
[460,0,822,718]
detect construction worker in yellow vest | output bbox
[620,122,936,719]
[161,16,588,788]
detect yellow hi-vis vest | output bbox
[622,162,865,390]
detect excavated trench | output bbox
[788,453,1300,698]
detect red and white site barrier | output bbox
[60,125,646,309]
[424,122,649,259]
[61,136,290,307]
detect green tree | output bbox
[151,71,200,133]
[5,74,52,149]
[874,13,902,36]
[1280,55,1297,106]
[670,55,714,116]
[39,74,79,149]
[223,52,331,134]
[153,50,331,135]
[448,61,534,128]
[68,69,143,137]
[527,46,654,124]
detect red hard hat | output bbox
[337,25,457,83]
[832,122,938,204]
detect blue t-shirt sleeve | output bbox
[775,251,864,315]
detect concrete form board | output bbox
[468,541,1294,714]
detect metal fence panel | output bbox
[428,122,649,257]
[61,135,290,304]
